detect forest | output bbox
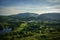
[0,20,60,40]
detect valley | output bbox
[0,13,60,40]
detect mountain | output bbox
[0,13,60,21]
[8,13,39,21]
[37,13,60,21]
[0,13,39,22]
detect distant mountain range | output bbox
[38,13,60,21]
[0,13,60,21]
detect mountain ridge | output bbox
[0,13,60,21]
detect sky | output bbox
[0,0,60,15]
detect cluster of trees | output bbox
[0,20,60,40]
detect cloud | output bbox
[0,0,60,15]
[46,0,60,2]
[0,0,60,7]
[0,4,60,15]
[0,7,21,15]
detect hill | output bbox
[37,13,60,21]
